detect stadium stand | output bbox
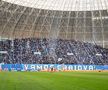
[0,1,108,65]
[0,38,108,65]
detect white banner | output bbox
[67,52,73,55]
[34,52,41,55]
[0,51,7,54]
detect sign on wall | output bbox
[1,64,108,71]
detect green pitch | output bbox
[0,71,108,90]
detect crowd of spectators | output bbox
[0,38,108,65]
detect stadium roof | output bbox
[3,0,108,11]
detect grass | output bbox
[0,71,108,90]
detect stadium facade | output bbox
[0,0,108,66]
[0,0,108,47]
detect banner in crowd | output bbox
[1,64,108,71]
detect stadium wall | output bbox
[1,64,108,71]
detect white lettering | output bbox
[89,65,94,70]
[37,65,42,70]
[24,64,28,70]
[83,66,88,70]
[44,65,48,70]
[57,65,61,70]
[68,65,73,70]
[31,65,35,70]
[74,65,77,70]
[78,65,82,70]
